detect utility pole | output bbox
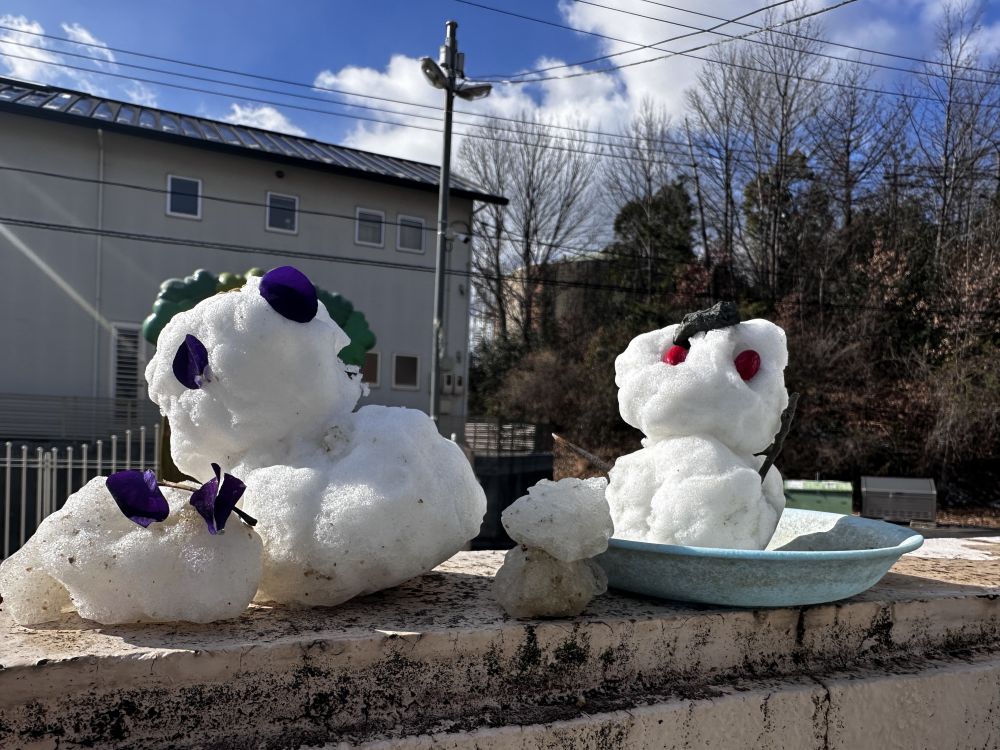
[421,21,491,428]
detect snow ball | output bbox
[615,319,789,454]
[0,477,263,625]
[493,546,607,619]
[606,436,784,550]
[501,478,613,562]
[238,405,487,606]
[145,276,364,480]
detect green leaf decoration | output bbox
[142,269,219,345]
[143,268,376,366]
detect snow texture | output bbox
[607,436,785,549]
[493,546,607,618]
[615,319,788,456]
[146,277,487,607]
[608,316,790,550]
[0,478,262,625]
[501,477,613,562]
[145,276,363,478]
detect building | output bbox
[0,76,506,443]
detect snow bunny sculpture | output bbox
[146,266,487,606]
[606,302,790,550]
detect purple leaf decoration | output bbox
[106,470,169,528]
[189,463,250,535]
[172,334,210,389]
[259,266,318,323]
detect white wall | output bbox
[0,112,476,437]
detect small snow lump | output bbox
[501,477,613,562]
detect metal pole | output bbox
[430,20,458,428]
[19,446,26,549]
[139,426,146,471]
[35,447,43,529]
[3,442,10,559]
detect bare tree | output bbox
[459,113,600,345]
[686,43,748,277]
[601,99,680,300]
[734,7,827,299]
[910,0,1000,266]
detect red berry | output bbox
[734,349,761,380]
[662,345,688,365]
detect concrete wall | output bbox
[0,112,474,437]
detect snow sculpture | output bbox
[494,477,611,618]
[146,267,487,606]
[0,476,262,625]
[606,303,790,550]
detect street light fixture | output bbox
[422,20,492,430]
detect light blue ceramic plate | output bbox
[595,508,924,608]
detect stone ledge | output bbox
[1,552,998,749]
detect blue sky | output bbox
[2,1,999,164]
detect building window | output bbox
[396,215,425,253]
[166,175,201,219]
[392,354,420,390]
[266,192,298,234]
[355,208,384,247]
[111,324,147,399]
[361,351,380,387]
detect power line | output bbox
[10,159,996,271]
[4,19,995,168]
[461,0,855,82]
[465,0,799,79]
[4,215,998,320]
[573,0,1000,89]
[0,21,718,153]
[0,37,779,164]
[634,0,1000,79]
[11,48,991,180]
[452,2,1000,114]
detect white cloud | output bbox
[0,15,115,96]
[222,103,307,137]
[312,52,629,165]
[60,22,115,66]
[124,81,158,108]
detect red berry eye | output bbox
[662,345,688,365]
[734,349,760,380]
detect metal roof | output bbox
[0,76,507,205]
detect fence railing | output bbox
[465,418,553,455]
[1,426,160,560]
[0,393,161,443]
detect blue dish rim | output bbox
[607,510,924,562]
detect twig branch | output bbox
[758,392,800,480]
[552,433,614,475]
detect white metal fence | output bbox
[1,426,160,560]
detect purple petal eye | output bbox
[106,470,169,528]
[259,266,318,323]
[172,334,210,389]
[189,463,249,535]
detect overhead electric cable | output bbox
[635,0,1000,78]
[572,0,1000,88]
[465,0,799,79]
[460,0,856,81]
[4,215,998,319]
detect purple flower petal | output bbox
[259,266,318,323]
[189,463,222,535]
[172,334,210,389]
[106,470,169,528]
[189,463,249,535]
[214,472,247,532]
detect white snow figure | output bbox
[606,303,789,550]
[0,477,263,625]
[145,267,487,606]
[494,478,612,618]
